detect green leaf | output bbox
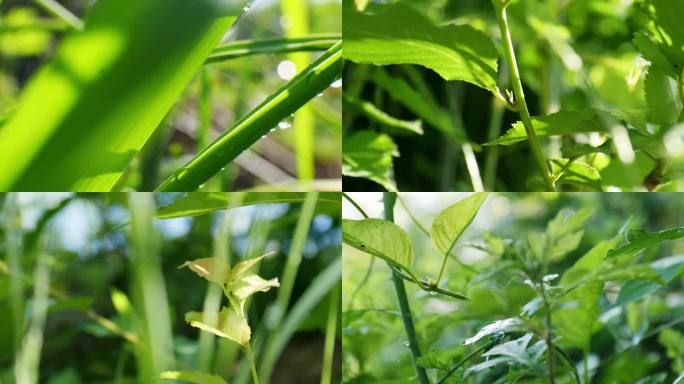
[557,237,620,349]
[342,2,498,94]
[342,218,413,271]
[160,371,228,384]
[644,66,682,125]
[485,109,604,146]
[616,254,684,306]
[179,258,228,284]
[634,31,678,77]
[606,227,684,261]
[464,318,522,345]
[156,192,341,219]
[641,0,684,68]
[550,159,602,191]
[156,41,342,191]
[0,0,246,191]
[344,96,424,135]
[185,307,250,347]
[231,274,279,315]
[229,253,276,284]
[342,130,398,191]
[206,34,340,63]
[431,193,487,257]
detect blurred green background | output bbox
[0,192,341,383]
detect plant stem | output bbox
[320,283,340,384]
[245,344,260,384]
[539,284,556,384]
[383,192,430,384]
[493,0,555,191]
[436,344,489,384]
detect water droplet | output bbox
[316,92,324,98]
[403,341,410,348]
[278,120,292,129]
[429,291,437,296]
[331,79,342,88]
[277,60,296,80]
[261,135,267,139]
[242,4,251,12]
[220,167,226,172]
[198,184,206,189]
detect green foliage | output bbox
[342,0,684,191]
[342,1,499,94]
[342,131,398,191]
[343,193,684,383]
[160,370,228,384]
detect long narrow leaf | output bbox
[206,34,339,63]
[0,0,246,191]
[156,41,342,191]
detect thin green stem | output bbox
[320,283,340,384]
[156,42,342,191]
[391,266,468,301]
[678,66,684,123]
[436,343,489,384]
[33,0,83,30]
[539,284,556,384]
[342,192,369,218]
[493,1,555,191]
[245,344,260,384]
[383,192,430,384]
[205,35,339,64]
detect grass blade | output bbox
[156,41,342,191]
[205,35,339,63]
[0,0,246,191]
[128,193,175,380]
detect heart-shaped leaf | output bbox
[431,193,487,257]
[342,218,413,271]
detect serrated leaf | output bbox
[644,66,682,125]
[634,31,677,77]
[431,193,487,257]
[343,2,498,94]
[185,307,250,347]
[606,227,684,261]
[160,371,228,384]
[550,159,602,191]
[342,130,398,191]
[641,0,684,67]
[342,218,413,271]
[486,109,604,146]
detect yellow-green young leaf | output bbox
[232,274,279,314]
[607,228,684,262]
[342,2,498,94]
[160,371,228,384]
[179,258,228,284]
[185,307,250,347]
[485,109,604,146]
[342,218,413,271]
[431,193,487,257]
[0,8,52,57]
[342,130,398,191]
[229,253,277,284]
[550,159,602,191]
[0,0,245,191]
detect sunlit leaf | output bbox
[644,67,682,125]
[185,307,250,347]
[231,274,279,315]
[550,159,603,191]
[464,318,522,345]
[431,193,487,257]
[607,227,684,261]
[342,218,413,271]
[343,2,499,94]
[485,109,604,146]
[179,258,228,284]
